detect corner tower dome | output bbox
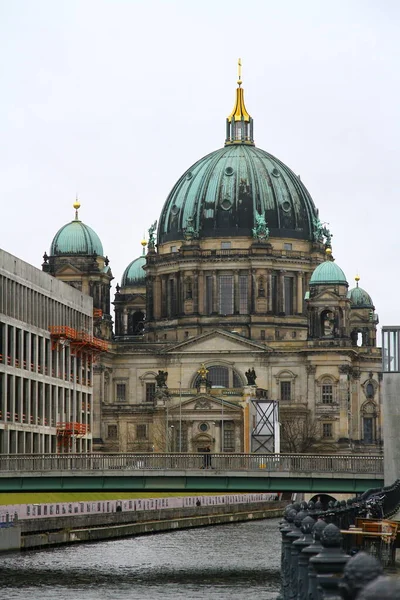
[349,275,374,308]
[50,200,104,256]
[310,251,348,286]
[121,239,147,287]
[158,61,319,245]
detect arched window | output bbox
[193,365,242,389]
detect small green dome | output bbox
[121,255,146,286]
[310,260,348,286]
[349,285,374,308]
[50,219,104,256]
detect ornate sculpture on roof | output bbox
[148,221,157,250]
[183,216,199,241]
[197,363,209,381]
[245,368,257,385]
[252,212,270,241]
[312,217,332,247]
[155,370,168,388]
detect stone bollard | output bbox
[294,515,315,600]
[338,552,383,600]
[357,575,400,599]
[288,511,308,600]
[307,519,328,600]
[281,509,299,600]
[277,505,295,600]
[309,523,349,599]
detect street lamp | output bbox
[170,425,175,453]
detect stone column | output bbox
[193,270,199,314]
[154,275,161,319]
[297,272,303,314]
[212,270,217,314]
[279,270,285,314]
[268,270,273,312]
[197,270,204,314]
[234,270,239,314]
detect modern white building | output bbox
[0,249,97,454]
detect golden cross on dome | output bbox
[238,58,242,86]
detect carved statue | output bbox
[245,368,257,385]
[312,217,332,246]
[155,370,168,388]
[252,212,270,241]
[183,216,199,241]
[148,220,157,249]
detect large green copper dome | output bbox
[121,255,146,286]
[158,144,318,244]
[310,260,348,286]
[50,207,104,256]
[157,79,319,245]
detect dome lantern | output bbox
[225,59,254,146]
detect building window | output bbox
[199,423,209,432]
[107,425,118,439]
[260,330,266,341]
[258,277,265,298]
[206,276,213,315]
[322,423,333,438]
[239,275,248,314]
[116,383,126,402]
[223,423,235,452]
[322,384,333,404]
[280,381,291,401]
[221,241,231,249]
[363,417,373,444]
[366,382,374,398]
[284,243,292,251]
[284,277,294,315]
[219,276,234,315]
[145,382,156,402]
[137,424,148,440]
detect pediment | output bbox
[169,393,242,413]
[309,290,343,303]
[55,263,83,276]
[164,329,269,355]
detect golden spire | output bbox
[228,58,251,123]
[226,59,254,145]
[73,195,81,220]
[141,233,147,256]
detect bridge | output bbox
[0,453,384,493]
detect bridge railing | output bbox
[0,453,384,474]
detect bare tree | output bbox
[280,412,320,453]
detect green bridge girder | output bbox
[0,474,384,494]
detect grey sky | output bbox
[1,0,399,329]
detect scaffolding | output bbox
[56,422,88,450]
[49,326,108,354]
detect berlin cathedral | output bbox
[42,67,382,456]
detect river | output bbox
[1,518,281,599]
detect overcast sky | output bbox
[1,0,399,330]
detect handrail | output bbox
[0,453,384,474]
